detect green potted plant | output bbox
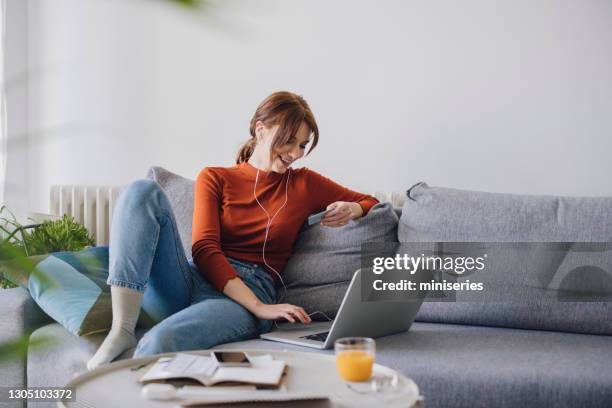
[0,207,95,289]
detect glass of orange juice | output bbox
[335,337,376,382]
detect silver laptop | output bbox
[260,269,425,349]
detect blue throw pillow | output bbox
[1,247,150,336]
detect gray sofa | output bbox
[2,174,612,408]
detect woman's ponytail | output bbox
[236,138,257,164]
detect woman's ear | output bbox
[255,121,264,143]
[255,121,265,140]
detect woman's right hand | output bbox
[253,303,312,324]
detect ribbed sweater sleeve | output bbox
[191,168,238,291]
[306,170,379,215]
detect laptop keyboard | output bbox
[300,331,329,342]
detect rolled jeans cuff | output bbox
[106,278,146,292]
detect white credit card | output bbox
[308,209,331,226]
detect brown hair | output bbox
[236,91,319,164]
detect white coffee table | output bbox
[58,350,422,407]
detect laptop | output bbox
[260,269,425,349]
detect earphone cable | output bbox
[253,168,290,303]
[253,167,334,326]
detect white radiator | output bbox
[373,191,406,209]
[48,186,405,246]
[50,186,124,246]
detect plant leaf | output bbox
[0,334,55,364]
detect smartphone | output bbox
[308,209,331,226]
[211,351,252,367]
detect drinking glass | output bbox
[335,337,376,382]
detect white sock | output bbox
[87,286,143,371]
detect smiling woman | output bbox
[192,91,377,305]
[87,90,379,370]
[237,91,319,170]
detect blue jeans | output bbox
[106,179,276,357]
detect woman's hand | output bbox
[223,279,310,324]
[321,201,363,227]
[253,303,312,324]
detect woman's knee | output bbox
[126,179,162,202]
[119,179,166,213]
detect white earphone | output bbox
[252,167,291,302]
[252,167,333,324]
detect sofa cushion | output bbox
[400,182,612,241]
[218,322,612,408]
[2,247,152,336]
[26,321,612,408]
[399,182,612,335]
[146,166,195,260]
[283,281,349,321]
[6,247,111,336]
[281,202,398,318]
[283,202,398,287]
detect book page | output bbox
[139,354,218,384]
[139,353,286,387]
[210,360,286,386]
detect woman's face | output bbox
[257,121,311,173]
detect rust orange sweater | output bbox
[191,162,379,291]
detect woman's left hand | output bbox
[321,201,363,227]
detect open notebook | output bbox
[138,353,286,388]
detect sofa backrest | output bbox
[399,182,612,335]
[146,166,195,259]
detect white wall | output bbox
[8,0,612,214]
[4,0,29,218]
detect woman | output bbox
[87,91,378,370]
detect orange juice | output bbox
[336,350,375,381]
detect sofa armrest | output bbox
[0,287,53,394]
[1,287,53,343]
